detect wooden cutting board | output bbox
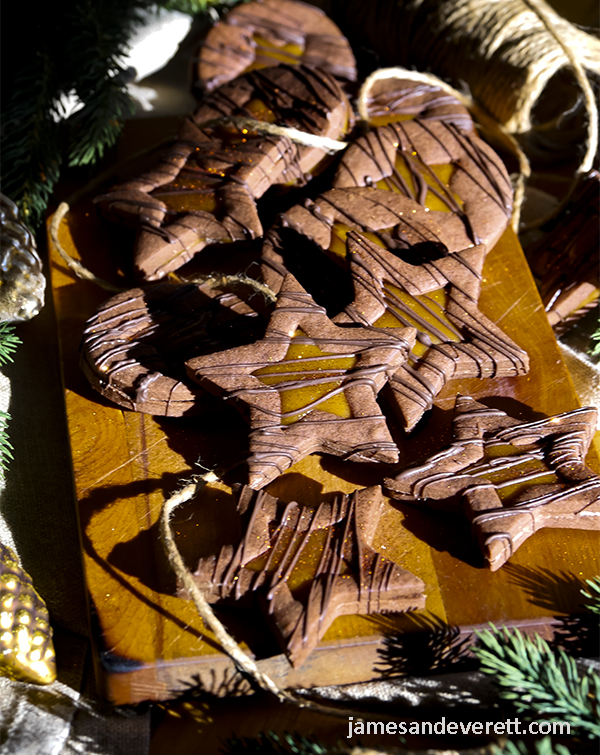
[47,187,599,705]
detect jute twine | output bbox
[160,473,407,716]
[49,204,279,302]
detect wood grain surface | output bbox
[48,193,599,705]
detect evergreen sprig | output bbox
[0,323,21,366]
[1,51,63,225]
[63,0,149,168]
[158,0,242,16]
[494,735,571,755]
[474,625,600,739]
[0,323,20,471]
[224,731,334,755]
[581,577,600,615]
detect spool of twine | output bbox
[319,0,599,166]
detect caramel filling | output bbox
[329,223,388,259]
[471,443,560,505]
[374,284,462,358]
[376,159,463,213]
[152,97,278,212]
[253,329,355,424]
[152,175,219,214]
[248,34,304,70]
[369,112,415,127]
[245,525,342,595]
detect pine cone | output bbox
[0,543,56,684]
[0,194,45,322]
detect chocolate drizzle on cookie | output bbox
[81,282,261,416]
[190,485,425,665]
[385,396,600,570]
[333,121,513,250]
[364,79,474,132]
[95,66,352,280]
[186,274,416,488]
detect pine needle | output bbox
[0,323,21,366]
[590,328,600,358]
[493,735,571,755]
[581,576,600,615]
[474,625,600,739]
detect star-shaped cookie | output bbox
[95,66,352,280]
[186,273,416,488]
[190,485,426,666]
[385,396,600,571]
[334,231,530,431]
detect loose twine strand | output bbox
[49,203,278,301]
[159,473,404,719]
[158,473,298,703]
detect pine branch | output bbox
[0,323,21,366]
[494,735,571,755]
[1,51,63,226]
[64,0,151,167]
[0,323,19,471]
[581,577,600,615]
[474,626,600,739]
[0,412,14,472]
[224,731,334,755]
[157,0,242,15]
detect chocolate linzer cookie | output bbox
[196,0,356,93]
[261,186,492,296]
[95,65,352,281]
[186,273,416,489]
[332,120,513,251]
[190,485,425,666]
[385,396,600,571]
[81,282,263,417]
[363,77,474,132]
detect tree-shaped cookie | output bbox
[191,485,425,666]
[385,395,600,570]
[186,273,416,488]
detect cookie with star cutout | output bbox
[384,396,600,571]
[332,120,513,251]
[335,231,530,431]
